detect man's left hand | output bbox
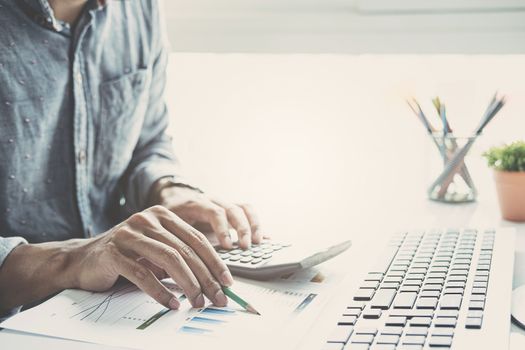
[155,186,262,250]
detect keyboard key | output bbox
[347,301,366,310]
[376,335,400,345]
[443,287,464,295]
[465,317,483,329]
[439,295,462,310]
[469,295,485,302]
[472,287,487,295]
[338,315,358,325]
[354,289,375,301]
[433,317,457,328]
[390,309,434,318]
[473,281,488,288]
[240,256,253,263]
[428,335,453,347]
[354,327,378,335]
[346,344,371,350]
[435,310,458,319]
[467,310,483,318]
[385,316,407,326]
[402,335,426,345]
[399,285,420,293]
[416,297,438,309]
[445,281,466,289]
[419,291,440,298]
[381,282,401,290]
[409,317,432,327]
[344,308,362,317]
[468,301,485,310]
[370,344,396,350]
[365,273,384,282]
[370,289,397,309]
[327,325,354,343]
[405,327,428,336]
[381,327,403,335]
[323,343,344,350]
[430,327,454,336]
[351,334,375,344]
[393,292,417,309]
[361,281,380,289]
[363,308,382,319]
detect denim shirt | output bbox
[0,0,184,274]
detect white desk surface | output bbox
[2,53,525,348]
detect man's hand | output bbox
[155,186,262,250]
[70,206,233,310]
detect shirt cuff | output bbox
[127,160,200,212]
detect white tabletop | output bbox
[2,53,525,348]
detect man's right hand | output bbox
[69,205,233,309]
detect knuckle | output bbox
[127,212,152,226]
[133,264,148,282]
[210,207,226,219]
[202,277,220,292]
[162,248,182,265]
[179,244,195,260]
[112,227,136,242]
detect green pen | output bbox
[222,286,261,315]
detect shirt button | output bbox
[78,149,86,164]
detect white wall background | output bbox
[164,0,525,53]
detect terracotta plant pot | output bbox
[493,170,525,222]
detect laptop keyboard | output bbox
[324,229,495,350]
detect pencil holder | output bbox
[428,133,478,203]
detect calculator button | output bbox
[241,251,252,257]
[240,256,253,263]
[230,249,242,255]
[262,253,273,259]
[252,252,264,258]
[251,258,262,264]
[229,255,241,261]
[219,253,231,260]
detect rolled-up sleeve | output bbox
[0,236,27,269]
[122,1,190,212]
[0,236,27,321]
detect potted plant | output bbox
[483,141,525,221]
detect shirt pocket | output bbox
[95,69,149,186]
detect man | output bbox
[0,0,262,320]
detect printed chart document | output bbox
[1,265,345,350]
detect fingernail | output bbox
[242,235,251,249]
[194,293,205,308]
[214,290,228,306]
[223,233,233,248]
[221,270,234,286]
[169,297,180,310]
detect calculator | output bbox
[214,239,352,280]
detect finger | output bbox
[150,206,234,288]
[115,232,204,308]
[143,228,228,307]
[111,250,179,310]
[217,202,252,249]
[238,203,262,244]
[137,257,169,280]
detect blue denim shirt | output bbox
[0,0,184,273]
